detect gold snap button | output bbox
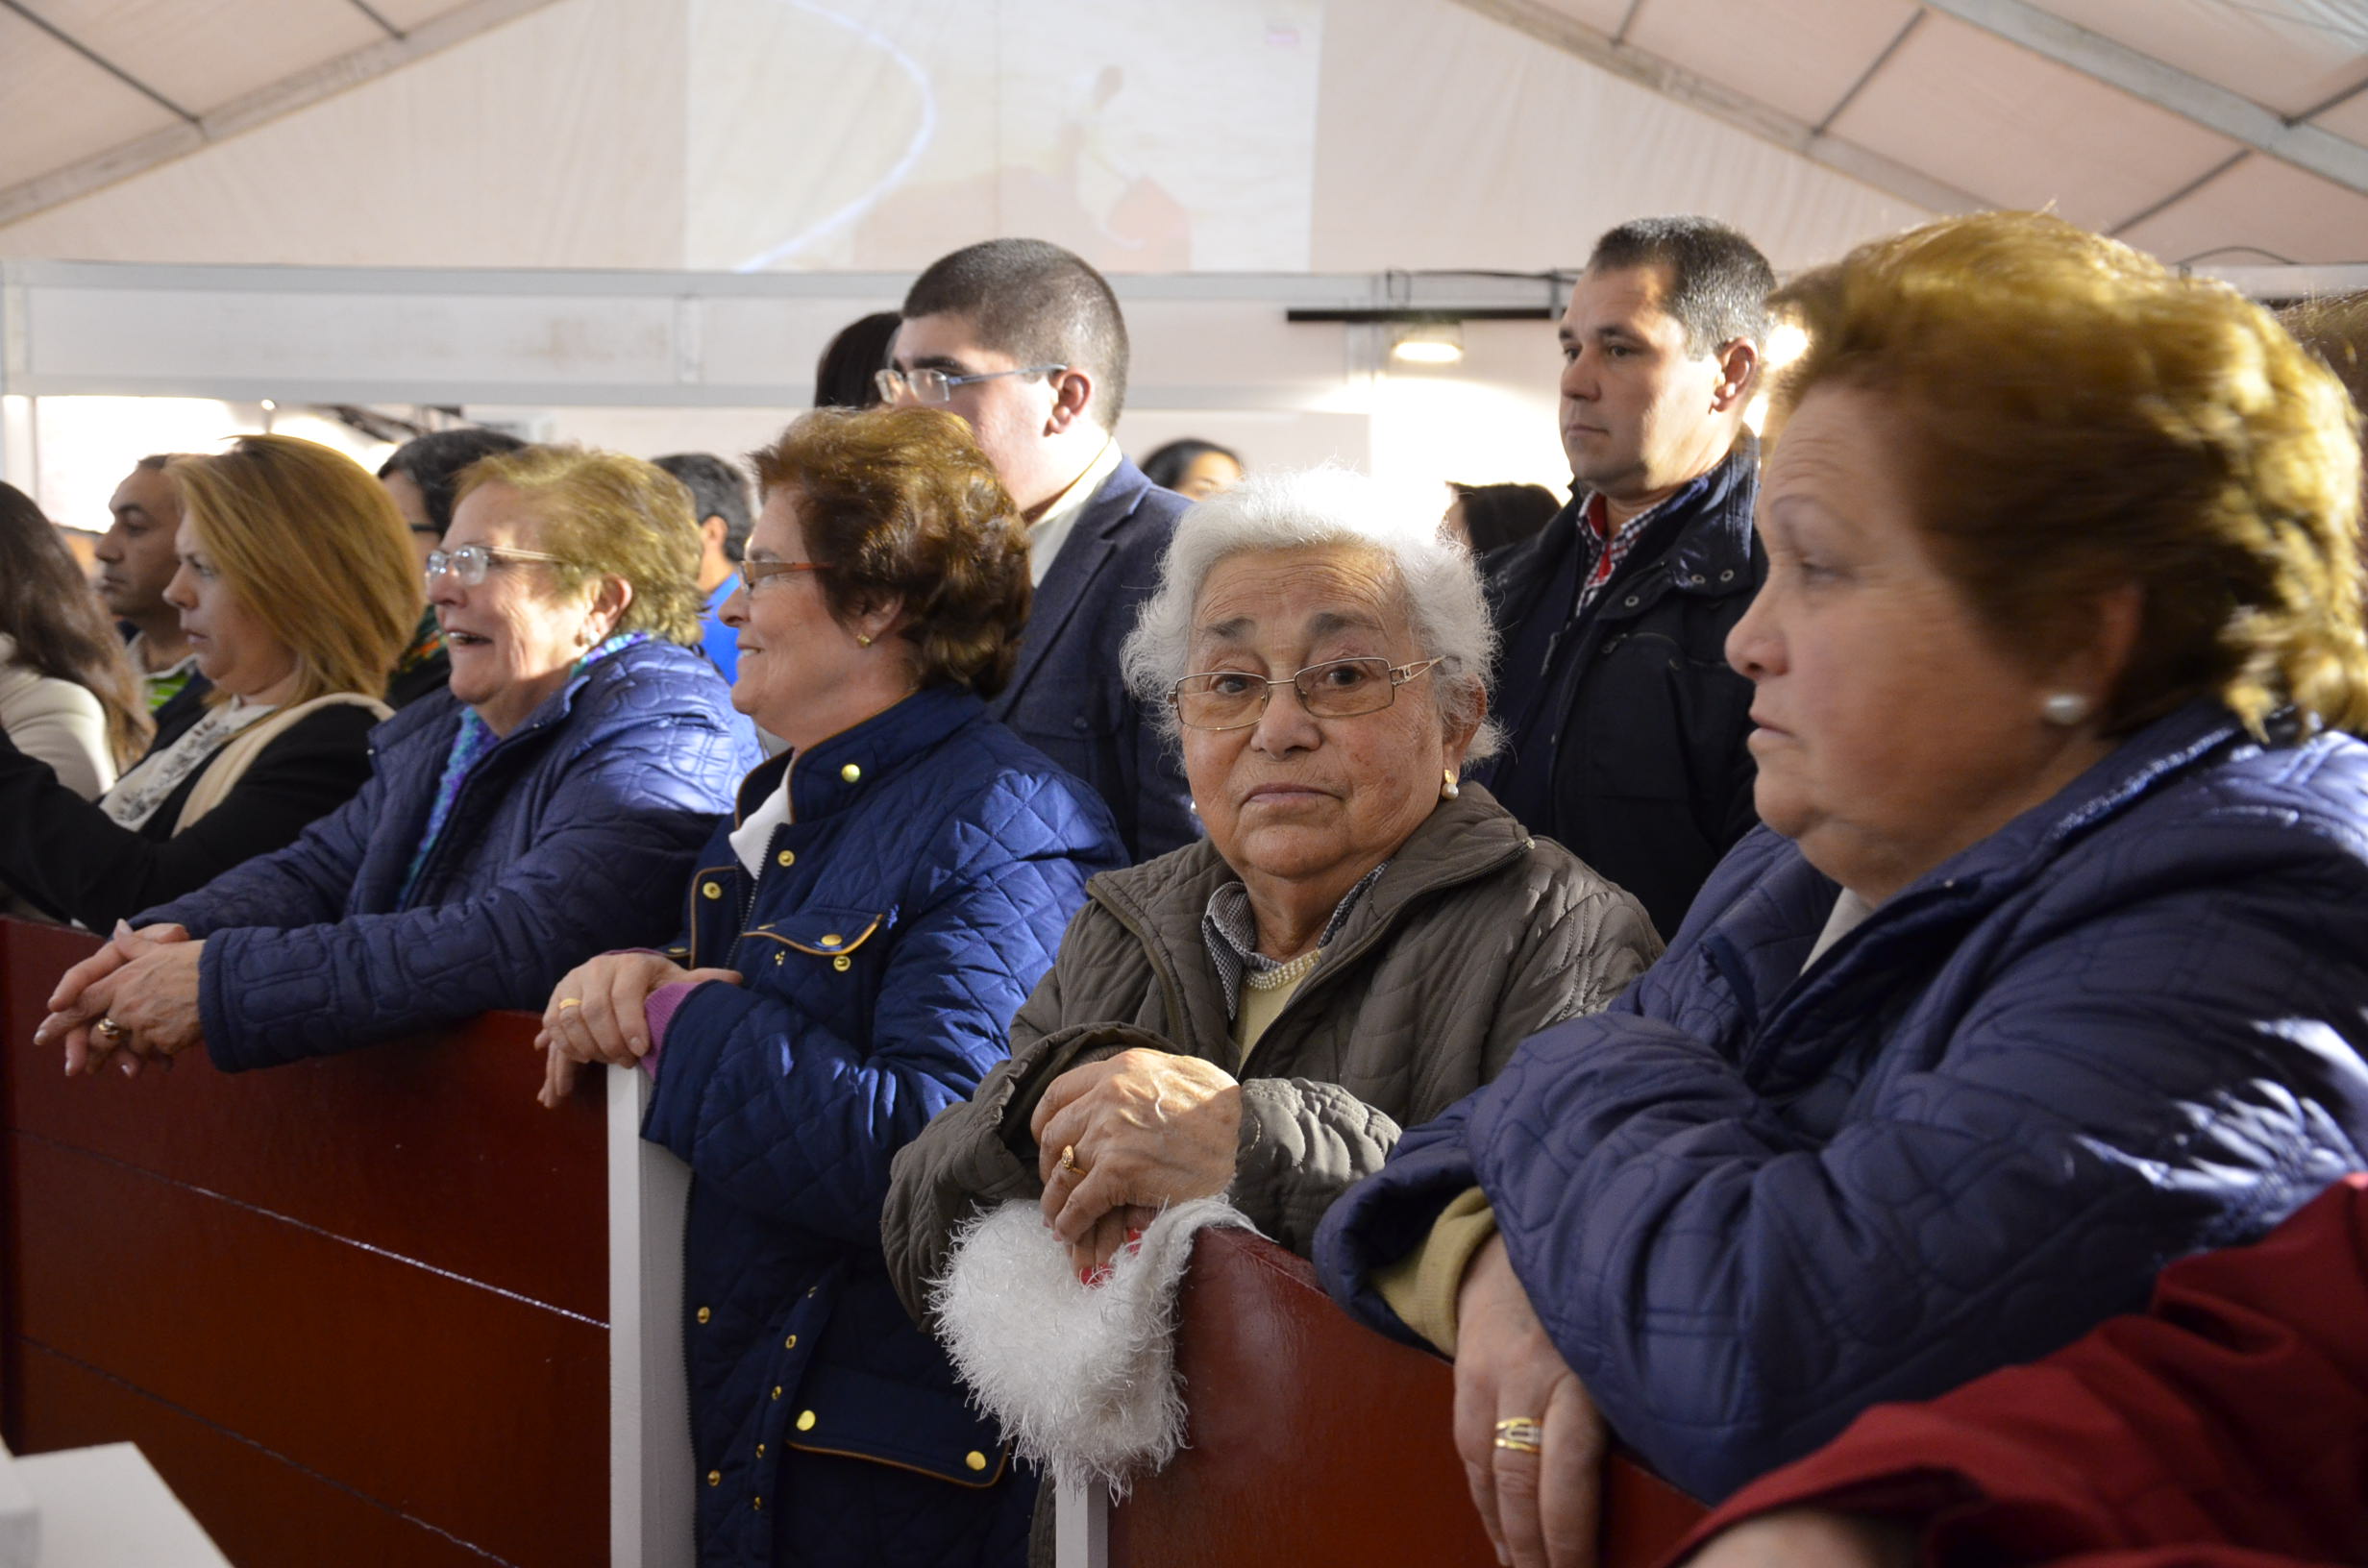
[796,1409,817,1433]
[784,1334,798,1350]
[706,1470,721,1487]
[755,1443,766,1458]
[701,881,722,900]
[774,952,785,966]
[776,849,795,868]
[752,1496,763,1512]
[832,955,851,972]
[696,1306,711,1324]
[839,763,861,783]
[964,1451,988,1472]
[771,1385,782,1400]
[820,933,842,947]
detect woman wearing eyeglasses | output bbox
[40,444,754,1076]
[531,406,1122,1568]
[881,466,1661,1342]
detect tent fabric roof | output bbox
[0,0,2361,270]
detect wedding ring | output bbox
[92,1018,127,1041]
[556,998,582,1010]
[1059,1144,1079,1174]
[1492,1417,1543,1455]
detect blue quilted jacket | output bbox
[639,686,1122,1568]
[139,640,755,1070]
[1318,701,2368,1502]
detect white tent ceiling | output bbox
[0,0,2361,272]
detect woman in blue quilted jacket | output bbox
[536,406,1124,1568]
[39,445,755,1072]
[1315,211,2368,1568]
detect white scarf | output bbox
[100,698,276,832]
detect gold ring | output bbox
[1492,1417,1543,1454]
[93,1018,127,1041]
[1059,1144,1079,1174]
[556,998,581,1010]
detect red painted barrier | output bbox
[1110,1224,1706,1567]
[0,918,608,1567]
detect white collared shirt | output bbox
[1024,437,1121,588]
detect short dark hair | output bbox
[1447,481,1563,555]
[653,452,754,562]
[901,238,1132,425]
[378,427,527,537]
[814,311,902,409]
[1587,216,1774,356]
[1140,438,1241,493]
[749,407,1030,698]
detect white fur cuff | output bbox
[928,1196,1259,1495]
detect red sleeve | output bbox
[1662,1175,2368,1568]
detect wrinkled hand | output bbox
[1684,1510,1920,1568]
[1030,1047,1242,1274]
[38,920,190,1072]
[536,951,741,1108]
[45,929,206,1078]
[1454,1236,1606,1568]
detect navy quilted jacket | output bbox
[1318,701,2368,1503]
[138,640,755,1069]
[639,686,1122,1568]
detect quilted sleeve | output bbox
[1234,867,1662,1260]
[1468,855,2368,1503]
[193,712,731,1070]
[643,778,1110,1251]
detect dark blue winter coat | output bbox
[1318,700,2368,1503]
[139,640,755,1070]
[639,685,1123,1568]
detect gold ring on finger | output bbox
[93,1018,127,1041]
[557,997,582,1010]
[1492,1417,1543,1454]
[1059,1143,1079,1174]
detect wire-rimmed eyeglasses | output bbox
[874,363,1067,404]
[424,544,569,587]
[1169,656,1444,731]
[735,558,828,591]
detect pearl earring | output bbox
[2041,692,2091,726]
[1441,769,1460,800]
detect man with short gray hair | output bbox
[1478,215,1774,939]
[885,237,1194,860]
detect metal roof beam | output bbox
[0,0,565,228]
[1445,0,1979,216]
[1919,0,2368,196]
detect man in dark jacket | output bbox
[885,239,1195,862]
[1478,216,1773,939]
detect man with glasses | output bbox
[883,237,1195,861]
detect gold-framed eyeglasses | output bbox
[1170,656,1443,731]
[736,558,828,591]
[874,363,1067,404]
[424,544,570,586]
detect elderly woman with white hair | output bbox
[883,467,1661,1313]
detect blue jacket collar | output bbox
[732,684,984,825]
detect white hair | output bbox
[1121,466,1502,763]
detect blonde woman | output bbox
[0,436,415,931]
[43,445,755,1077]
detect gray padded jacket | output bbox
[882,782,1661,1322]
